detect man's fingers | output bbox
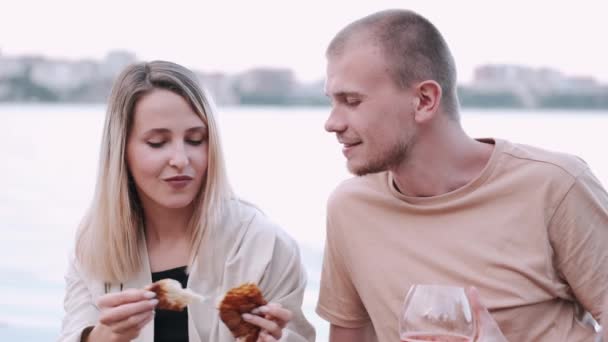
[602,295,608,341]
[466,286,491,324]
[466,286,484,315]
[96,289,156,308]
[466,286,509,342]
[467,286,496,338]
[99,298,158,325]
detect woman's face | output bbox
[126,88,208,211]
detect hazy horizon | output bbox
[1,0,607,83]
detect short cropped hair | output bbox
[327,9,460,118]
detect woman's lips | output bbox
[164,175,193,189]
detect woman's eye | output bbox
[146,141,165,148]
[186,139,204,146]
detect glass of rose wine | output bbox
[399,285,476,342]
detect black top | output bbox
[152,265,189,342]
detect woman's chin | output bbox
[156,197,196,210]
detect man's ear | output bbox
[413,80,442,123]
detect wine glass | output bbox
[399,285,476,342]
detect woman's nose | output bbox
[169,143,189,169]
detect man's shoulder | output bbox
[327,172,388,209]
[500,139,588,179]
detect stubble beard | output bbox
[349,139,411,176]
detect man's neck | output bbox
[391,126,494,198]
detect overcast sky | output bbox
[1,0,607,83]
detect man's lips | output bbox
[341,141,361,157]
[341,142,361,148]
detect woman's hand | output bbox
[241,302,293,341]
[86,289,158,342]
[466,287,508,342]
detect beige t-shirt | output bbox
[316,138,607,341]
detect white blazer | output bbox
[58,201,316,341]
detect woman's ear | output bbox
[413,80,442,123]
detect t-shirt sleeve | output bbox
[316,209,370,328]
[548,167,608,320]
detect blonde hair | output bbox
[76,61,233,282]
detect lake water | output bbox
[1,105,607,341]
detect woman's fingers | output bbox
[258,330,278,341]
[251,303,292,328]
[99,298,158,325]
[96,289,158,326]
[242,313,281,336]
[96,289,156,309]
[244,302,293,340]
[112,310,155,333]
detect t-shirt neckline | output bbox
[387,138,503,206]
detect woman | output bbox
[58,61,315,342]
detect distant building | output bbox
[235,68,296,104]
[0,49,605,108]
[472,64,601,93]
[100,50,137,79]
[468,64,605,107]
[197,72,238,106]
[30,60,99,92]
[0,56,28,80]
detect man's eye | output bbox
[345,97,361,106]
[147,141,165,148]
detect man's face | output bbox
[324,41,418,176]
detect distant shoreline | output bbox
[1,102,608,112]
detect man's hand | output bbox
[466,287,508,342]
[601,295,607,341]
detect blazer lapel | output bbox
[129,238,154,342]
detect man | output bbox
[603,297,608,340]
[316,9,608,342]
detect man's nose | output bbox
[324,107,347,133]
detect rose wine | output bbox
[400,332,471,342]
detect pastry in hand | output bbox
[144,278,204,311]
[218,283,268,342]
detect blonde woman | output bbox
[58,61,315,342]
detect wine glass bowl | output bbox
[399,285,475,342]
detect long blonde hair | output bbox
[76,61,233,282]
